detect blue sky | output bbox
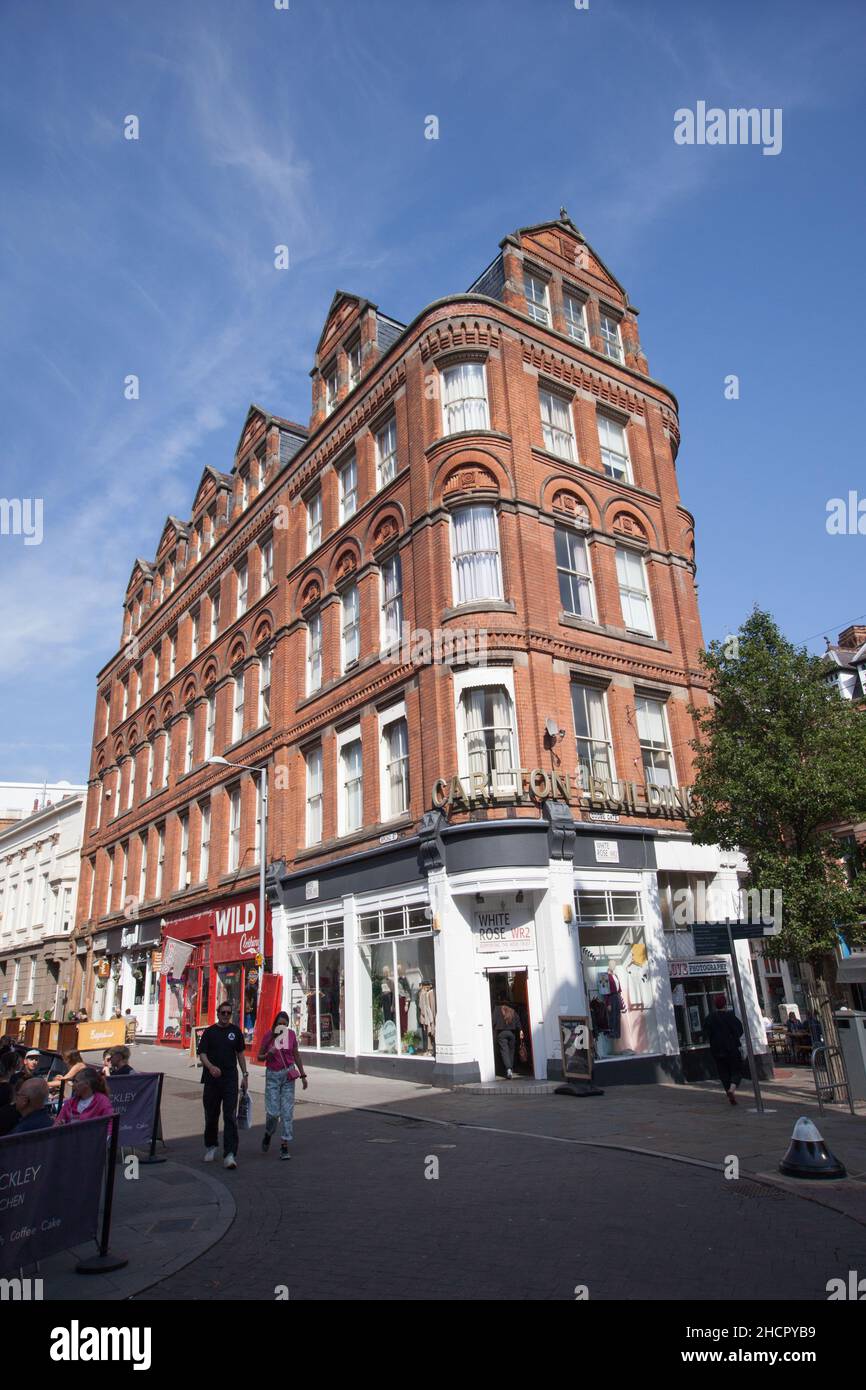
[1,0,864,782]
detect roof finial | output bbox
[560,205,569,221]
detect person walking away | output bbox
[491,997,525,1080]
[704,993,744,1105]
[257,1010,308,1160]
[11,1078,54,1133]
[198,1003,248,1169]
[55,1068,115,1133]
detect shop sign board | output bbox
[559,1015,593,1082]
[432,770,693,819]
[693,923,731,956]
[594,839,619,864]
[474,904,533,952]
[77,1019,126,1050]
[669,958,730,979]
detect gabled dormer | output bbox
[229,405,308,517]
[309,291,403,431]
[468,211,648,374]
[122,558,155,639]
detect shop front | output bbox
[157,892,273,1047]
[268,808,770,1087]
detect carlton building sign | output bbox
[431,769,693,819]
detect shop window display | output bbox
[358,929,436,1057]
[672,975,732,1050]
[575,889,659,1059]
[289,947,345,1050]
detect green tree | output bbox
[688,608,866,961]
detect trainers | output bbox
[506,1069,514,1080]
[204,1146,218,1162]
[224,1153,237,1168]
[262,1132,272,1153]
[280,1143,291,1160]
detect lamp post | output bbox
[206,756,268,1006]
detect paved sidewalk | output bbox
[35,1157,235,1300]
[131,1041,866,1226]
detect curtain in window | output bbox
[343,742,363,830]
[463,687,515,792]
[442,363,489,434]
[381,556,403,646]
[385,719,409,815]
[451,505,502,604]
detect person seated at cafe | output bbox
[100,1048,113,1076]
[108,1046,134,1075]
[48,1049,86,1093]
[0,1049,22,1107]
[55,1068,114,1131]
[11,1077,54,1133]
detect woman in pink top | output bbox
[257,1010,308,1160]
[55,1067,115,1135]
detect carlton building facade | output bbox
[73,214,768,1085]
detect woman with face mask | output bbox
[257,1009,308,1160]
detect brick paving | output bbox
[133,1067,866,1302]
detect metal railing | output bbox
[811,1043,855,1115]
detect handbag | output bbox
[237,1090,252,1130]
[518,1039,528,1065]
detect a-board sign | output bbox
[559,1015,593,1082]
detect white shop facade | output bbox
[267,807,770,1086]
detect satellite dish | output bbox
[545,717,560,740]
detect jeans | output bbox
[496,1029,517,1072]
[264,1068,296,1142]
[203,1072,239,1155]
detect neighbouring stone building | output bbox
[0,786,86,1019]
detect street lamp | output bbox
[206,755,268,1006]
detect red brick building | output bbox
[73,214,768,1083]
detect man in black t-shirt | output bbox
[198,1003,249,1168]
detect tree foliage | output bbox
[688,608,866,961]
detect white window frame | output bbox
[145,741,154,797]
[555,524,596,620]
[616,545,655,637]
[380,553,403,652]
[379,701,409,821]
[260,534,274,591]
[210,587,221,642]
[236,559,248,618]
[184,712,195,774]
[339,455,358,523]
[232,671,245,744]
[228,785,242,871]
[563,291,588,345]
[305,746,324,846]
[440,361,490,436]
[307,491,322,554]
[169,632,177,680]
[539,388,576,460]
[375,417,398,488]
[152,643,161,693]
[325,367,339,416]
[598,413,631,483]
[524,270,550,326]
[258,651,271,726]
[635,696,676,788]
[155,824,165,898]
[205,693,216,759]
[121,680,129,721]
[337,723,363,837]
[341,584,360,671]
[599,310,624,363]
[449,503,503,605]
[127,751,136,810]
[571,682,617,789]
[453,666,520,798]
[199,798,211,881]
[138,832,148,901]
[178,813,189,890]
[191,608,200,659]
[348,339,362,389]
[307,613,323,694]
